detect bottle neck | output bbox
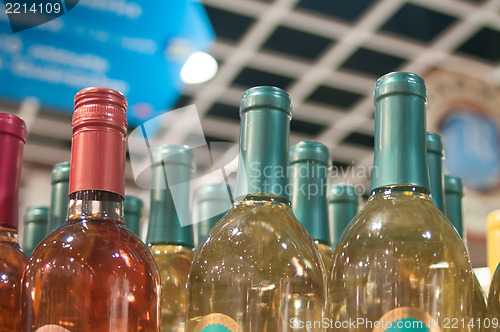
[48,180,70,233]
[289,160,330,245]
[371,184,430,199]
[0,135,24,230]
[331,200,358,247]
[371,94,430,192]
[234,194,292,210]
[235,109,291,199]
[147,161,194,248]
[67,190,124,222]
[427,151,446,213]
[445,192,464,238]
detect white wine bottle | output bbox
[329,72,475,331]
[329,184,358,248]
[289,141,333,275]
[187,86,326,332]
[443,175,488,332]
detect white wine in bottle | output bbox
[187,87,326,332]
[329,72,475,332]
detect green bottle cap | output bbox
[147,144,195,248]
[329,184,358,247]
[124,195,143,237]
[23,206,49,256]
[196,183,232,245]
[427,132,446,213]
[444,175,464,238]
[371,72,430,192]
[48,161,70,234]
[289,141,331,245]
[235,86,292,199]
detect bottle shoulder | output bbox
[192,203,325,282]
[27,219,158,277]
[0,239,28,275]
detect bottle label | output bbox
[372,307,441,331]
[35,326,72,332]
[194,313,242,332]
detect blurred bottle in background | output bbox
[0,112,28,331]
[147,144,195,332]
[289,140,333,275]
[329,183,358,249]
[196,183,231,247]
[124,195,143,238]
[22,206,49,256]
[47,161,70,234]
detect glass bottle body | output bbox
[22,195,161,332]
[489,264,500,332]
[329,186,474,332]
[150,244,193,332]
[0,227,27,331]
[316,242,334,277]
[187,194,326,332]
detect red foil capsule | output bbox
[69,87,128,197]
[0,113,27,230]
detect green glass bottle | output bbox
[329,184,358,248]
[196,183,232,247]
[47,161,70,234]
[187,86,326,332]
[289,141,333,275]
[488,263,500,331]
[124,195,143,238]
[444,175,488,331]
[147,144,195,332]
[22,206,49,256]
[426,132,446,214]
[444,175,464,238]
[329,72,474,331]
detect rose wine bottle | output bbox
[22,87,161,331]
[124,195,143,237]
[443,175,488,331]
[488,263,500,331]
[146,144,195,332]
[47,161,70,234]
[289,141,333,275]
[426,132,446,213]
[187,86,326,332]
[0,112,27,331]
[329,184,358,248]
[22,206,49,256]
[329,72,475,331]
[196,183,231,247]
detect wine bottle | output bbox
[289,141,333,275]
[444,175,464,239]
[196,183,231,247]
[329,184,358,248]
[488,263,500,332]
[0,112,28,331]
[426,131,446,213]
[444,175,488,331]
[329,72,474,331]
[22,87,161,331]
[488,210,500,275]
[124,195,143,238]
[47,161,70,234]
[146,144,195,332]
[22,206,49,256]
[187,86,326,331]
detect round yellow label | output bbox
[194,313,243,332]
